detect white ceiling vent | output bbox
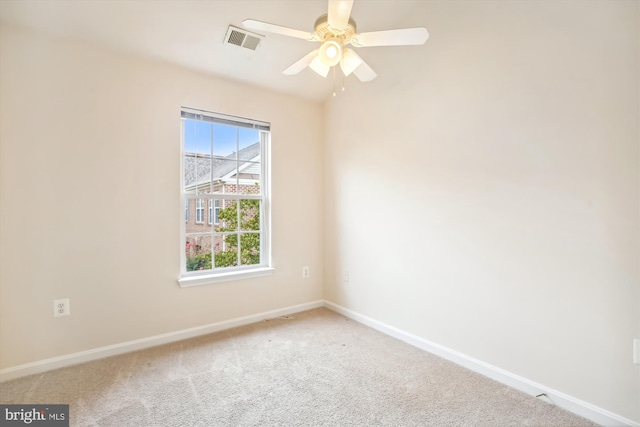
[225,26,263,51]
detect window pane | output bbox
[217,199,238,232]
[186,199,214,234]
[211,160,238,194]
[240,199,260,231]
[240,233,260,266]
[184,119,213,156]
[213,123,238,158]
[185,235,212,272]
[238,162,260,194]
[241,182,260,195]
[238,128,260,162]
[214,233,238,268]
[184,154,212,194]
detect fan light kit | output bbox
[243,0,429,94]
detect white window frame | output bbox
[179,107,273,287]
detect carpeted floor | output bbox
[1,307,600,426]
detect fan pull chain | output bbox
[332,66,337,97]
[331,67,347,98]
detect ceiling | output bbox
[0,0,432,102]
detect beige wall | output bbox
[1,0,638,424]
[323,0,639,423]
[0,24,324,368]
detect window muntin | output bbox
[181,108,270,280]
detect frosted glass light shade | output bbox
[309,56,330,77]
[318,39,342,67]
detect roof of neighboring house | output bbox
[184,142,260,188]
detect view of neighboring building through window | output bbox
[181,108,270,276]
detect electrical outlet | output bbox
[302,266,310,278]
[343,271,350,283]
[53,298,70,317]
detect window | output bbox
[209,199,220,225]
[185,199,190,222]
[195,199,205,223]
[180,107,272,286]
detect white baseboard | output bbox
[2,299,636,427]
[0,300,324,383]
[323,300,638,427]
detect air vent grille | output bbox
[228,30,246,47]
[225,26,263,51]
[242,35,261,50]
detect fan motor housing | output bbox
[314,14,357,44]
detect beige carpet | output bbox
[1,308,599,426]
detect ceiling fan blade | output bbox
[243,19,316,41]
[327,0,354,32]
[352,58,377,82]
[283,50,320,75]
[339,48,363,77]
[351,27,429,47]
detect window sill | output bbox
[178,267,275,288]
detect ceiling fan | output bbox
[243,0,429,83]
